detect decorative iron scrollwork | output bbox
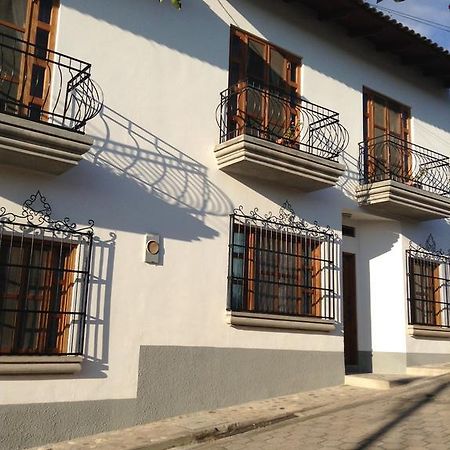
[408,234,450,262]
[0,191,94,235]
[217,81,349,160]
[233,200,338,240]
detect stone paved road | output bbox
[183,375,450,450]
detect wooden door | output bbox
[343,253,358,366]
[363,89,410,182]
[228,27,301,142]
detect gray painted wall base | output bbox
[407,352,450,366]
[355,351,450,374]
[0,345,344,449]
[372,352,407,374]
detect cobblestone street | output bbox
[184,375,450,450]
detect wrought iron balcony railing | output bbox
[216,81,348,161]
[359,134,450,196]
[0,32,102,133]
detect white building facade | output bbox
[0,0,449,448]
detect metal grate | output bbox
[0,32,103,132]
[228,202,339,320]
[359,134,450,196]
[0,192,94,355]
[216,80,349,160]
[406,235,450,328]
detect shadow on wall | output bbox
[75,105,233,242]
[66,0,450,136]
[340,149,361,202]
[0,103,233,377]
[82,232,116,378]
[64,0,229,70]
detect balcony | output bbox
[0,33,103,175]
[356,135,450,221]
[214,81,347,191]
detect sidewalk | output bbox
[31,373,450,450]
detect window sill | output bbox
[0,356,83,375]
[226,311,336,332]
[408,325,450,339]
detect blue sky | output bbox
[365,0,450,50]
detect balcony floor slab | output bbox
[0,113,94,175]
[214,134,344,191]
[356,179,450,221]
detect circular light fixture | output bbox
[147,240,160,255]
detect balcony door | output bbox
[228,27,301,143]
[363,89,410,182]
[0,0,59,120]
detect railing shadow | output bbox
[355,379,450,450]
[79,105,233,242]
[81,232,116,378]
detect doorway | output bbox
[343,252,358,368]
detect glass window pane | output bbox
[35,28,49,59]
[0,0,27,30]
[269,48,285,91]
[268,96,286,135]
[389,108,401,135]
[38,0,52,24]
[290,62,297,83]
[247,39,265,83]
[30,64,45,98]
[246,89,263,118]
[374,101,385,128]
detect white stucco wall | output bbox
[0,0,449,405]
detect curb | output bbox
[33,373,450,450]
[135,374,450,450]
[130,413,297,450]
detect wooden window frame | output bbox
[363,87,411,182]
[0,235,77,355]
[228,26,302,94]
[233,224,322,318]
[408,256,442,327]
[228,26,303,144]
[0,0,59,119]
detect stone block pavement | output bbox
[31,373,450,450]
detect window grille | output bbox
[0,192,94,355]
[406,235,450,328]
[228,202,339,320]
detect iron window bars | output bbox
[359,134,450,196]
[0,192,94,355]
[0,32,103,133]
[217,80,349,160]
[406,235,450,328]
[228,201,339,320]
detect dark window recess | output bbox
[30,64,45,98]
[342,225,356,237]
[28,104,42,121]
[35,28,49,58]
[38,0,53,24]
[228,202,339,320]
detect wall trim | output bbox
[0,356,83,375]
[226,311,336,332]
[408,324,450,339]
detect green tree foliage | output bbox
[160,0,181,9]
